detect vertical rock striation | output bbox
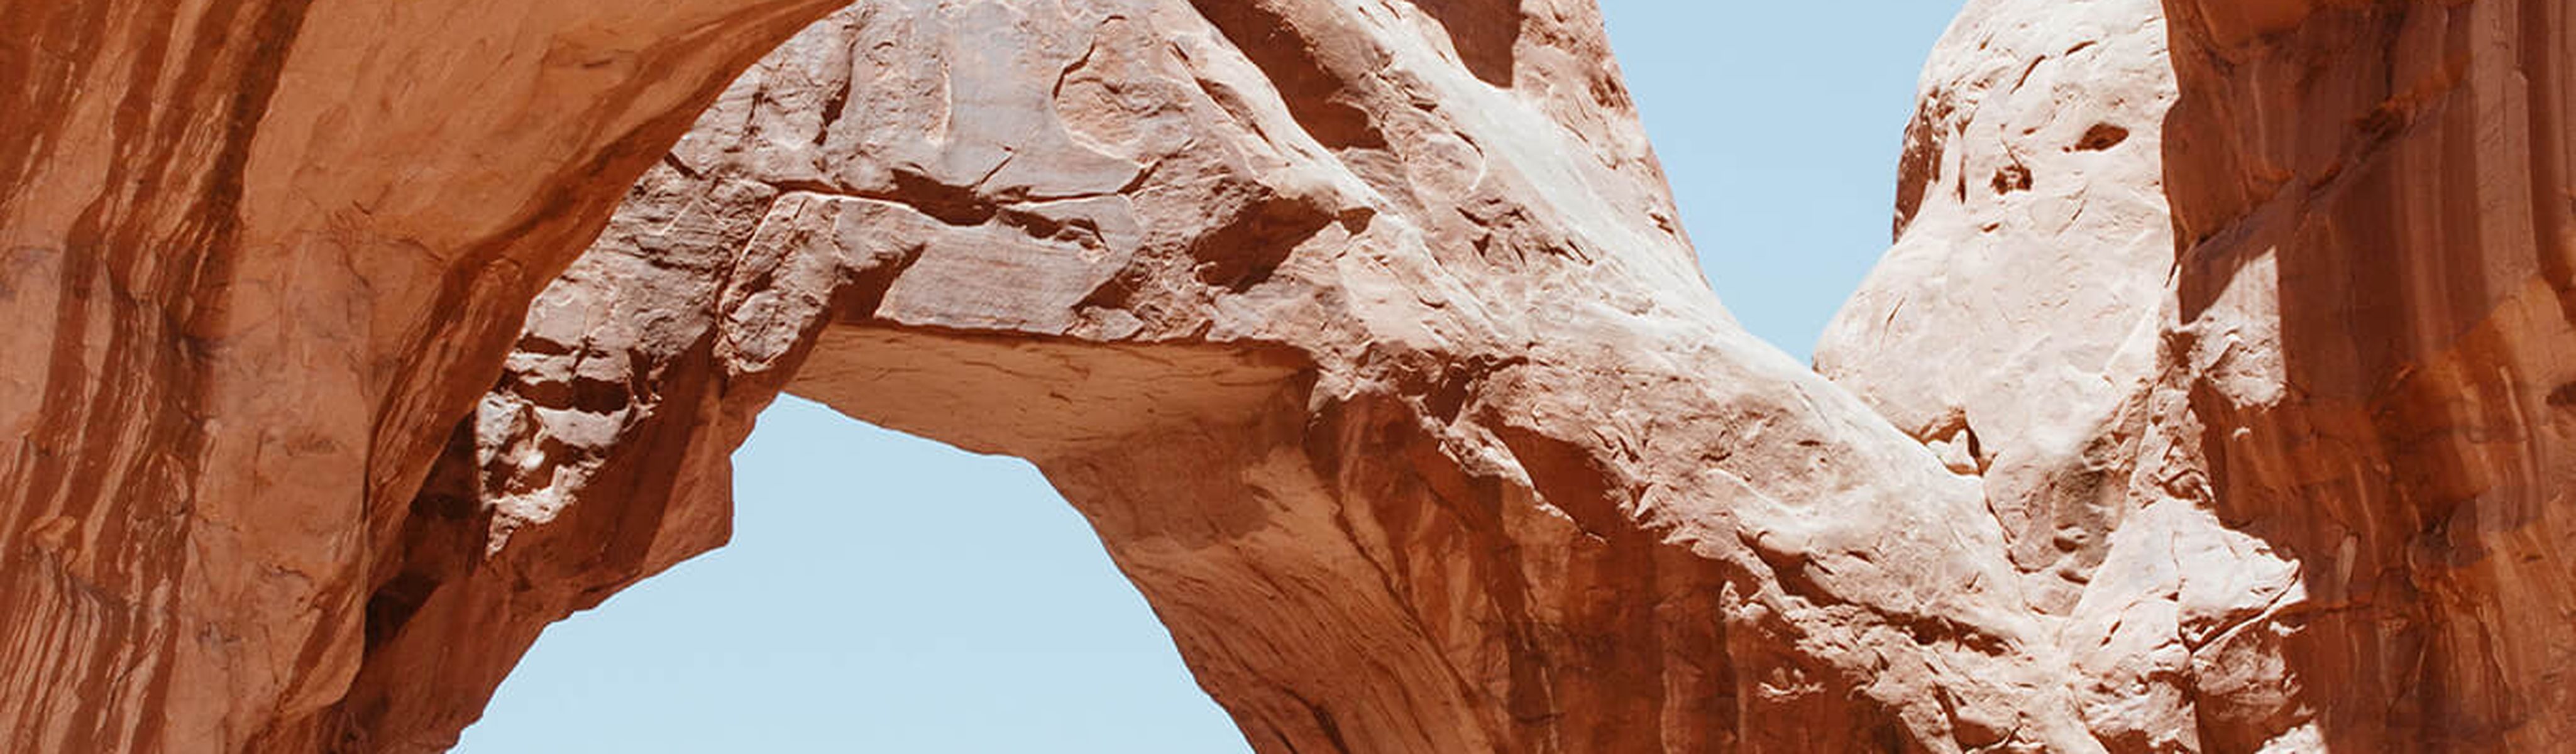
[0,0,845,750]
[3,0,2572,751]
[2152,1,2576,749]
[1824,0,2576,751]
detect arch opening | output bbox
[453,396,1254,752]
[342,1,2103,751]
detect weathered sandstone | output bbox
[427,1,2091,750]
[2,0,2571,752]
[1,0,846,749]
[1824,0,2576,750]
[2149,1,2576,748]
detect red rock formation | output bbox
[4,0,2572,752]
[0,0,847,749]
[423,2,2094,750]
[2154,1,2576,749]
[1825,0,2576,750]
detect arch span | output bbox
[353,1,2096,751]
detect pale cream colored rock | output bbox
[1820,0,2181,615]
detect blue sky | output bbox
[454,2,1964,751]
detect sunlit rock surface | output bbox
[1824,0,2576,750]
[454,1,2082,751]
[3,0,2570,751]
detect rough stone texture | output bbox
[431,1,2097,751]
[2151,1,2576,750]
[1820,1,2223,749]
[0,0,847,750]
[1824,0,2576,751]
[4,0,2573,752]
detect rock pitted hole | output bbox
[2074,123,2130,151]
[2549,381,2576,408]
[1990,161,2032,194]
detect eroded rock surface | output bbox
[1824,0,2576,751]
[0,0,845,750]
[4,0,2572,751]
[2151,1,2576,749]
[432,1,2093,751]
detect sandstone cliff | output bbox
[2,0,2571,752]
[0,0,847,749]
[1827,0,2576,750]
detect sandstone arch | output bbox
[6,0,2575,751]
[367,2,2091,750]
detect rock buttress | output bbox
[1823,0,2576,750]
[0,0,845,750]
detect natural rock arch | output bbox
[5,0,2573,751]
[352,2,2075,750]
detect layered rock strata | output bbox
[2149,1,2576,749]
[0,0,845,750]
[1824,0,2576,750]
[1,0,2570,751]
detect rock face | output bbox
[1,0,2570,753]
[1824,0,2576,750]
[429,1,2090,750]
[0,0,847,750]
[2149,1,2576,749]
